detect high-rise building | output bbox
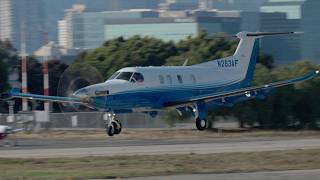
[104,12,240,42]
[58,4,86,49]
[206,0,268,12]
[260,0,306,19]
[58,6,159,49]
[259,0,306,65]
[259,12,301,65]
[43,0,161,45]
[0,0,45,53]
[301,0,320,63]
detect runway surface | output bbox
[1,137,320,158]
[127,169,320,180]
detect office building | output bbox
[301,0,320,63]
[0,0,45,53]
[260,12,301,65]
[104,13,240,42]
[58,6,159,49]
[260,0,306,19]
[204,0,268,12]
[259,0,306,65]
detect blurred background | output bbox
[0,0,320,130]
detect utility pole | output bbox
[42,32,50,112]
[20,20,28,111]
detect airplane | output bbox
[0,125,23,146]
[0,125,10,141]
[0,31,318,136]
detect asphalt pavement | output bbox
[0,137,320,158]
[126,169,320,180]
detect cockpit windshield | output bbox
[107,71,144,83]
[116,72,133,81]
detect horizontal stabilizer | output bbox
[239,31,302,38]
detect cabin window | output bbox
[177,75,183,84]
[190,74,196,83]
[131,72,144,83]
[166,75,172,84]
[116,72,133,81]
[159,75,165,84]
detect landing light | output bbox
[316,70,319,74]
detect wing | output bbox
[164,70,319,108]
[1,88,84,104]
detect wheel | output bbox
[196,117,207,131]
[107,125,115,137]
[112,120,122,135]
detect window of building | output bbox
[159,75,165,84]
[177,75,183,84]
[166,75,172,84]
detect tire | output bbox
[196,117,207,131]
[113,121,122,135]
[107,125,115,136]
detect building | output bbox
[58,4,86,49]
[160,0,199,11]
[301,0,320,63]
[258,0,306,65]
[0,0,45,53]
[260,12,301,65]
[34,41,83,65]
[59,6,160,49]
[104,13,240,42]
[42,0,161,46]
[260,0,306,19]
[204,0,268,12]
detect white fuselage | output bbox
[74,32,255,98]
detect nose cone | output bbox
[73,88,89,97]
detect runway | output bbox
[1,137,320,158]
[127,169,320,180]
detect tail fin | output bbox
[233,31,301,87]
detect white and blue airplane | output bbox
[1,32,318,136]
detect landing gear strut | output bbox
[193,102,207,131]
[105,113,122,136]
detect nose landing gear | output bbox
[105,113,122,137]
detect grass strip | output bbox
[1,149,320,179]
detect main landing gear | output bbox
[104,113,122,137]
[193,102,207,131]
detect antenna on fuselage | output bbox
[183,59,189,66]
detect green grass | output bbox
[1,149,320,179]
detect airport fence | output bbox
[0,112,170,129]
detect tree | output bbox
[0,41,18,113]
[77,36,177,79]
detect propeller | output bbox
[57,62,104,112]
